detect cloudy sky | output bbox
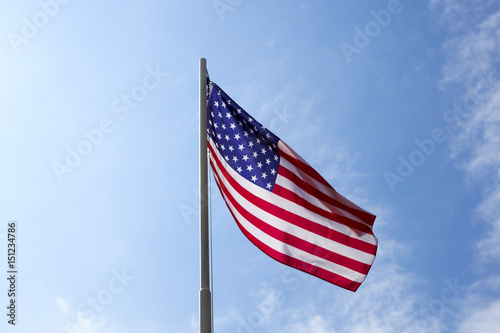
[1,0,500,332]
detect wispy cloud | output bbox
[434,1,500,331]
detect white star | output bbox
[232,156,238,162]
[237,167,242,173]
[257,162,263,168]
[228,146,234,152]
[238,144,245,151]
[248,141,254,148]
[242,155,249,161]
[218,112,222,118]
[248,117,254,123]
[225,135,230,141]
[228,100,231,105]
[237,109,242,114]
[261,172,267,179]
[222,102,226,108]
[274,155,279,161]
[253,152,258,158]
[225,155,229,161]
[265,133,271,139]
[211,112,214,117]
[261,148,267,154]
[266,183,272,189]
[214,101,219,107]
[217,134,222,140]
[244,131,249,137]
[247,165,253,172]
[261,125,266,130]
[222,124,226,130]
[230,123,236,130]
[251,175,258,182]
[214,123,218,129]
[234,134,241,140]
[256,138,261,144]
[266,158,271,164]
[270,168,276,175]
[220,145,226,151]
[226,113,232,119]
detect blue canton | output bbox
[207,83,281,191]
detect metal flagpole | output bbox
[199,58,212,333]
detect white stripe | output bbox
[275,165,372,230]
[210,153,367,283]
[209,138,377,246]
[278,141,373,215]
[209,146,375,265]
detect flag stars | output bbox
[208,85,280,192]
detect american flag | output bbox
[207,83,377,291]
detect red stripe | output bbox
[214,182,363,291]
[275,167,374,235]
[211,163,362,291]
[279,150,376,226]
[210,158,372,275]
[209,143,376,255]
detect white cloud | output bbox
[56,296,70,315]
[435,1,500,331]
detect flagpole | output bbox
[199,58,212,333]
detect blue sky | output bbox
[1,0,500,332]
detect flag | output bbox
[207,83,377,291]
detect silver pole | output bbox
[199,58,212,333]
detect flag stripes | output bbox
[208,135,377,291]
